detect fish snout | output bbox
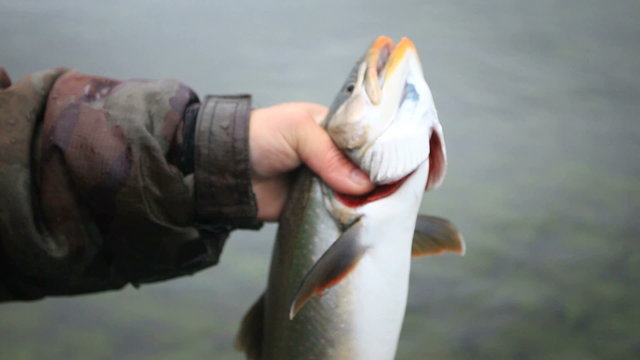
[364,37,419,105]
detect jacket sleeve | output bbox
[0,67,261,301]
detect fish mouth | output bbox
[364,36,417,105]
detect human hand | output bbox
[249,102,375,221]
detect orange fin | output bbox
[289,218,366,319]
[412,215,465,257]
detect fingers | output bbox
[249,102,374,221]
[294,118,374,195]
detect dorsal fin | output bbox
[412,215,465,257]
[235,293,265,360]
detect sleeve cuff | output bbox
[193,95,263,230]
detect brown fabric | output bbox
[0,69,260,301]
[0,68,70,301]
[195,95,263,230]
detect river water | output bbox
[1,0,638,359]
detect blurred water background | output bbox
[0,0,638,359]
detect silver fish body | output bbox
[236,36,463,360]
[264,168,362,359]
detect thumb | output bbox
[295,120,374,195]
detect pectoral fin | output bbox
[412,215,465,257]
[289,218,366,320]
[235,293,265,360]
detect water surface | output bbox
[1,0,638,358]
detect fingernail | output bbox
[350,169,371,186]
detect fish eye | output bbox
[345,83,355,93]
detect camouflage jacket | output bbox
[0,67,262,301]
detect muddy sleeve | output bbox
[0,67,261,301]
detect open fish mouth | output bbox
[364,36,417,106]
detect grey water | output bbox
[1,0,638,359]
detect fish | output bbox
[235,36,465,360]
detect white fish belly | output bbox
[349,239,413,360]
[347,160,429,359]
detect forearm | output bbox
[0,68,261,301]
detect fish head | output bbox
[325,36,446,187]
[321,36,448,224]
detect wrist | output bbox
[193,95,263,230]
